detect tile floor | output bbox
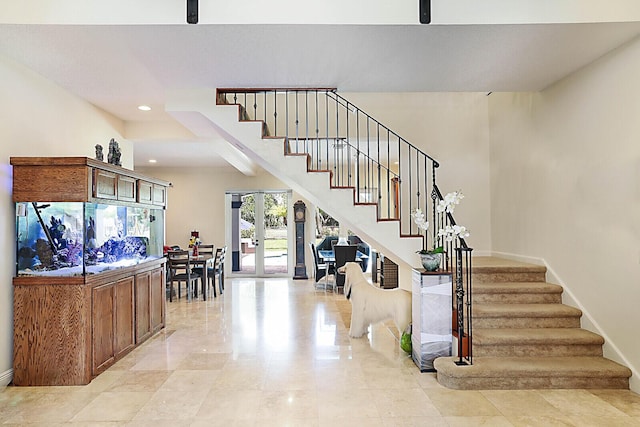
[1,277,640,426]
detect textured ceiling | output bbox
[1,22,639,167]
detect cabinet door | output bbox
[135,271,152,343]
[137,180,153,204]
[93,169,117,200]
[92,282,115,374]
[117,175,136,202]
[114,277,135,358]
[150,267,165,333]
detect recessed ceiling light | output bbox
[148,159,157,163]
[138,105,151,111]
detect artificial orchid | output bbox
[412,190,470,254]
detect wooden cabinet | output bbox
[135,271,152,343]
[11,156,167,205]
[135,267,166,343]
[13,261,165,385]
[114,277,135,359]
[92,282,115,373]
[92,277,135,375]
[10,157,169,386]
[150,267,165,334]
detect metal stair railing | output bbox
[217,87,473,365]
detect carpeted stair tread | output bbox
[473,328,604,345]
[474,282,563,294]
[434,356,631,379]
[473,303,582,318]
[471,257,547,274]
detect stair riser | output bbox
[473,344,603,358]
[473,294,562,304]
[436,374,629,390]
[474,317,581,329]
[474,272,546,283]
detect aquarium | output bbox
[16,201,164,276]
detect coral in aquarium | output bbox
[48,216,67,250]
[99,236,148,263]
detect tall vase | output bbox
[420,253,442,271]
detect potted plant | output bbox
[411,191,470,271]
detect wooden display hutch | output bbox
[10,157,169,386]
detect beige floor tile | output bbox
[195,389,263,420]
[370,388,441,417]
[590,389,640,417]
[105,370,171,393]
[318,417,386,427]
[425,389,502,417]
[381,416,450,427]
[317,388,381,419]
[445,415,516,426]
[71,391,154,421]
[2,391,99,424]
[133,389,209,420]
[481,390,567,417]
[2,277,640,427]
[158,369,221,392]
[539,389,628,417]
[256,389,319,419]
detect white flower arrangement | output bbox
[412,190,470,254]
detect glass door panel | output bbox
[263,191,288,275]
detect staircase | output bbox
[434,257,632,389]
[166,88,631,390]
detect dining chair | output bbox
[333,244,358,292]
[167,250,202,302]
[207,246,226,297]
[191,244,215,299]
[310,242,333,290]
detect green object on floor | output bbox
[401,331,412,353]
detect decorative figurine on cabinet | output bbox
[95,144,104,161]
[107,138,122,166]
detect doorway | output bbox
[226,191,292,277]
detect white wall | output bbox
[135,166,290,249]
[0,55,129,385]
[488,37,640,391]
[343,92,492,254]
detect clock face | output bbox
[295,210,304,220]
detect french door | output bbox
[226,190,292,277]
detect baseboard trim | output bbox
[0,368,13,387]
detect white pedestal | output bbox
[411,269,452,372]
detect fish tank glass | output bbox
[16,201,164,276]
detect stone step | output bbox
[473,303,582,328]
[434,356,631,390]
[473,282,563,304]
[472,328,604,357]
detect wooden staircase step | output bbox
[473,303,582,328]
[434,356,631,390]
[473,328,604,357]
[473,282,563,304]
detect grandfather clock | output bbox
[293,200,308,279]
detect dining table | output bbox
[317,249,369,289]
[189,254,215,300]
[317,249,369,264]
